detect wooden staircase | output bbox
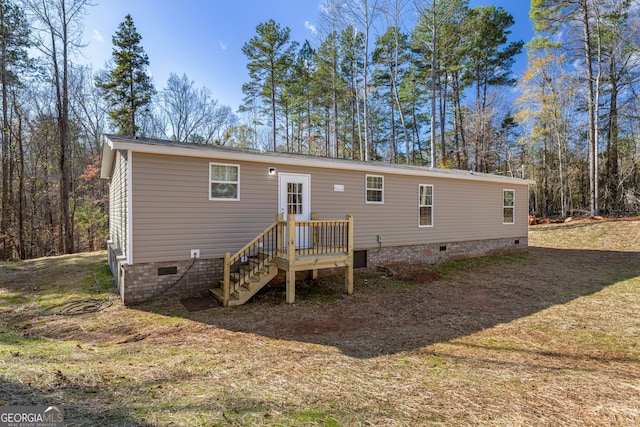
[210,255,278,306]
[210,214,354,307]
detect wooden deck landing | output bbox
[210,214,354,306]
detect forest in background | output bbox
[1,0,640,261]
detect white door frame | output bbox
[278,173,311,248]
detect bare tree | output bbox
[532,0,606,215]
[207,105,238,146]
[24,0,93,254]
[70,64,106,156]
[159,73,236,144]
[1,0,31,259]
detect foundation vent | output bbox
[158,266,178,276]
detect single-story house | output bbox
[100,134,534,306]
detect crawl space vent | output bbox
[158,266,178,276]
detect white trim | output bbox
[365,174,384,204]
[209,162,240,201]
[126,150,133,265]
[102,136,536,186]
[278,173,312,249]
[100,136,115,179]
[503,189,515,225]
[418,184,434,228]
[278,172,312,218]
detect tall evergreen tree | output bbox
[322,0,380,161]
[373,26,410,163]
[96,14,155,137]
[339,26,366,160]
[598,0,640,214]
[462,5,523,172]
[412,0,469,167]
[317,5,350,158]
[241,19,297,151]
[313,31,344,158]
[290,40,316,154]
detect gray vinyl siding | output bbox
[131,153,276,263]
[109,150,128,256]
[284,164,528,248]
[130,152,529,264]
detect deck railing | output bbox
[277,213,353,257]
[222,213,353,306]
[222,222,278,307]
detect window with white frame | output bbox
[419,184,433,227]
[210,163,239,200]
[366,175,384,203]
[503,189,515,224]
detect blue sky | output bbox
[82,0,534,112]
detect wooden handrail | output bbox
[222,221,278,306]
[223,251,230,307]
[228,222,278,264]
[222,213,354,306]
[346,214,354,295]
[295,221,350,229]
[287,214,296,262]
[291,218,350,255]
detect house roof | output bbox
[100,134,536,186]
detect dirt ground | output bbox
[1,218,640,426]
[125,244,637,360]
[131,219,640,358]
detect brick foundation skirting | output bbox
[367,236,527,266]
[108,244,224,305]
[108,236,527,305]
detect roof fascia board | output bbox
[100,136,116,179]
[105,137,536,186]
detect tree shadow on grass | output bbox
[0,376,155,427]
[12,247,637,360]
[137,247,640,359]
[0,374,342,427]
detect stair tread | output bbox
[214,264,279,306]
[210,288,239,300]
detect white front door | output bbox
[279,173,311,249]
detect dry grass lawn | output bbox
[1,218,639,426]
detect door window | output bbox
[287,183,303,215]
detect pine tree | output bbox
[462,5,523,172]
[339,26,366,160]
[241,19,297,152]
[314,31,345,158]
[96,14,155,136]
[373,26,411,164]
[290,40,316,154]
[412,0,470,167]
